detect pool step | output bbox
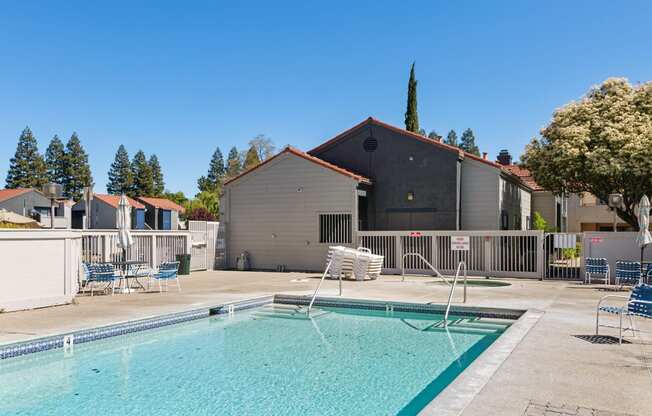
[403,317,509,335]
[252,305,330,321]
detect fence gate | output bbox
[188,221,207,271]
[543,233,583,280]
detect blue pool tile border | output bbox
[273,294,525,320]
[0,296,273,361]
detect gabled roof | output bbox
[223,146,372,186]
[0,188,33,203]
[502,165,543,191]
[137,197,185,212]
[309,117,510,170]
[94,194,146,210]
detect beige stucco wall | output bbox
[0,230,81,312]
[222,153,358,271]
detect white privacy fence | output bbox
[358,230,544,278]
[80,230,191,269]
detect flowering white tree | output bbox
[523,78,652,227]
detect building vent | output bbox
[363,137,378,152]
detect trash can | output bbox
[176,254,191,275]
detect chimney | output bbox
[497,149,512,166]
[482,152,488,160]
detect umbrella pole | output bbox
[641,246,645,284]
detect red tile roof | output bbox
[502,165,543,191]
[137,197,185,212]
[94,194,146,209]
[0,188,34,203]
[223,146,372,186]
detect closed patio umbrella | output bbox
[117,194,134,260]
[636,195,652,283]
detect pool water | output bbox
[0,304,511,416]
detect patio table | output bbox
[111,260,148,293]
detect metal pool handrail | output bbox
[401,252,451,285]
[307,260,342,316]
[444,261,467,327]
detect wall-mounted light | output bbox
[407,191,414,201]
[297,187,303,193]
[408,155,414,161]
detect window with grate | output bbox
[319,213,352,244]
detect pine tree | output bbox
[243,146,261,170]
[197,147,225,192]
[226,146,241,178]
[428,130,440,140]
[5,127,48,189]
[45,135,66,184]
[404,62,419,133]
[131,150,154,197]
[460,128,480,156]
[63,133,93,200]
[445,130,458,147]
[149,154,165,196]
[107,145,133,195]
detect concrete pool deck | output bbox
[1,270,650,416]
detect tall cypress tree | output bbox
[45,135,67,184]
[226,146,241,178]
[107,145,133,195]
[243,146,261,170]
[404,62,419,133]
[197,147,225,192]
[5,127,48,189]
[131,150,154,197]
[149,154,165,197]
[460,128,480,156]
[63,132,93,200]
[445,130,458,147]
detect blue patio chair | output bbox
[150,261,181,293]
[584,257,610,285]
[83,262,120,296]
[615,261,641,287]
[596,283,652,344]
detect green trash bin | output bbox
[176,254,191,275]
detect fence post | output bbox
[395,235,403,274]
[102,235,111,263]
[537,231,545,280]
[484,235,492,276]
[151,234,157,268]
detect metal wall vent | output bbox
[363,137,378,152]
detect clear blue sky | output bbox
[1,1,651,197]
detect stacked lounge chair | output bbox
[326,246,384,281]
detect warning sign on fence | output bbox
[451,236,470,251]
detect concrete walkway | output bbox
[0,271,650,415]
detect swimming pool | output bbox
[0,299,516,416]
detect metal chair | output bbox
[150,261,181,293]
[83,262,120,296]
[615,261,641,287]
[596,283,652,344]
[584,257,610,284]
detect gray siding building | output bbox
[0,188,71,228]
[72,194,146,229]
[221,147,369,271]
[221,118,533,271]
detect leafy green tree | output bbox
[404,62,419,133]
[428,130,440,140]
[248,135,275,160]
[523,78,652,227]
[107,145,133,195]
[149,154,164,196]
[131,150,154,197]
[185,191,219,220]
[163,190,188,207]
[532,211,549,231]
[243,146,261,170]
[63,133,93,200]
[45,135,66,184]
[198,147,225,192]
[226,146,241,178]
[460,128,480,156]
[5,127,48,189]
[445,130,458,147]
